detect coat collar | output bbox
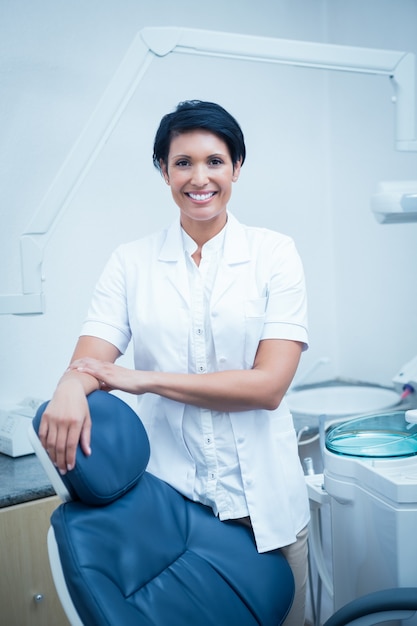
[157,212,251,308]
[158,212,250,265]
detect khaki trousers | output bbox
[280,525,309,626]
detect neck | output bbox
[181,213,227,249]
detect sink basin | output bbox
[287,384,401,418]
[326,411,417,458]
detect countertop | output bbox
[0,452,55,508]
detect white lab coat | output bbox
[82,212,310,552]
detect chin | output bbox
[185,206,227,222]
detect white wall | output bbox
[0,0,416,406]
[325,0,417,383]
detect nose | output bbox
[190,164,209,187]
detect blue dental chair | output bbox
[30,392,417,626]
[30,391,295,626]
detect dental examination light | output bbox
[1,27,416,314]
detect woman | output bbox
[39,100,310,625]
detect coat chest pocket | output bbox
[245,297,268,318]
[244,297,267,366]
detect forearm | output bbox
[71,339,302,414]
[144,368,282,412]
[71,359,280,411]
[143,340,301,411]
[73,347,300,413]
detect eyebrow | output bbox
[170,152,227,160]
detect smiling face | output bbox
[161,129,241,236]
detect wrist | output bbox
[58,369,100,394]
[138,370,159,395]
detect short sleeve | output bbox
[260,235,308,350]
[81,247,132,354]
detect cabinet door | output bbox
[0,495,70,626]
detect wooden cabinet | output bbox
[0,495,70,626]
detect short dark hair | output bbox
[153,100,246,173]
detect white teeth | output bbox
[188,192,214,201]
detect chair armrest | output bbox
[323,588,417,626]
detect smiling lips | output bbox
[186,192,216,202]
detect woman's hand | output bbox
[69,357,144,395]
[38,375,93,474]
[38,336,121,473]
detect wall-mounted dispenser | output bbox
[371,180,417,223]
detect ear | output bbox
[232,159,242,182]
[160,161,170,184]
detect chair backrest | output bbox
[32,391,295,626]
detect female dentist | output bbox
[39,100,309,626]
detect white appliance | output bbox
[323,410,417,625]
[287,382,401,434]
[371,181,417,224]
[0,398,43,457]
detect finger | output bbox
[37,409,49,448]
[73,361,101,377]
[79,412,92,459]
[43,422,59,466]
[74,365,95,375]
[55,424,71,474]
[67,415,90,471]
[69,357,96,370]
[68,360,89,371]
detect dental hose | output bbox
[401,384,415,400]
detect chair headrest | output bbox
[33,391,150,506]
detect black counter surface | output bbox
[0,452,55,508]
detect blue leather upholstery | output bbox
[34,391,150,505]
[33,391,294,626]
